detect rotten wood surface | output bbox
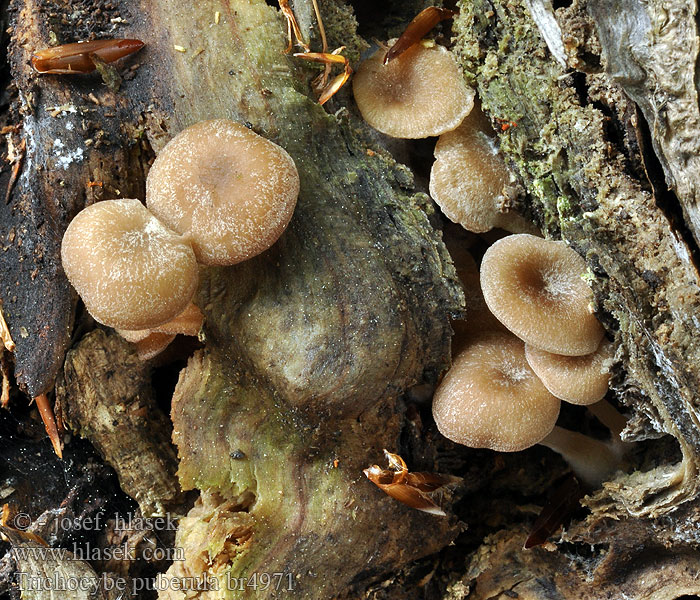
[1,0,152,397]
[55,329,183,517]
[4,0,700,598]
[453,0,700,518]
[3,0,465,598]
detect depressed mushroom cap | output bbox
[146,119,300,265]
[432,332,561,452]
[481,234,604,356]
[525,339,614,405]
[430,110,511,233]
[61,199,198,330]
[352,41,474,139]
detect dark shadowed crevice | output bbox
[632,105,700,273]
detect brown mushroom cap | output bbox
[61,199,198,330]
[146,119,300,265]
[432,332,561,452]
[525,339,614,405]
[430,110,512,232]
[352,40,474,139]
[481,234,604,356]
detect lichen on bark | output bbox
[142,0,464,597]
[452,0,700,518]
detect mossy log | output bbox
[454,0,700,517]
[3,0,464,598]
[5,0,700,597]
[445,0,700,596]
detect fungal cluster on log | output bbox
[351,30,623,490]
[61,119,300,360]
[433,234,621,487]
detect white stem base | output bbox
[540,425,623,488]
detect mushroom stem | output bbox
[539,425,622,488]
[587,399,627,440]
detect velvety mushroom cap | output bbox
[61,199,198,330]
[430,111,511,233]
[481,234,604,356]
[525,339,614,405]
[146,119,300,265]
[352,41,474,139]
[432,332,561,452]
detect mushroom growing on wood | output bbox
[61,198,199,330]
[525,338,614,406]
[432,332,561,452]
[352,40,474,139]
[429,107,535,234]
[146,119,300,266]
[480,234,604,356]
[432,332,622,487]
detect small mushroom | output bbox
[352,40,474,139]
[525,339,614,406]
[146,119,300,266]
[430,108,535,234]
[432,332,561,452]
[432,331,622,486]
[480,234,604,356]
[61,198,198,330]
[117,302,204,360]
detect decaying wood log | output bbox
[2,0,152,398]
[5,0,700,597]
[445,521,700,599]
[55,329,183,517]
[3,0,465,597]
[453,0,700,518]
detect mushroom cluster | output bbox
[350,25,623,487]
[353,40,528,235]
[433,233,621,487]
[61,119,300,358]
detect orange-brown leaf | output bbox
[384,7,456,64]
[31,39,144,74]
[363,450,458,516]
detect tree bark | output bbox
[4,0,700,598]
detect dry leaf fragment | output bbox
[384,7,456,64]
[0,303,15,352]
[31,39,144,74]
[363,449,459,516]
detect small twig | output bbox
[4,138,25,205]
[0,304,14,352]
[34,393,63,459]
[310,0,331,87]
[1,354,10,408]
[279,0,310,53]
